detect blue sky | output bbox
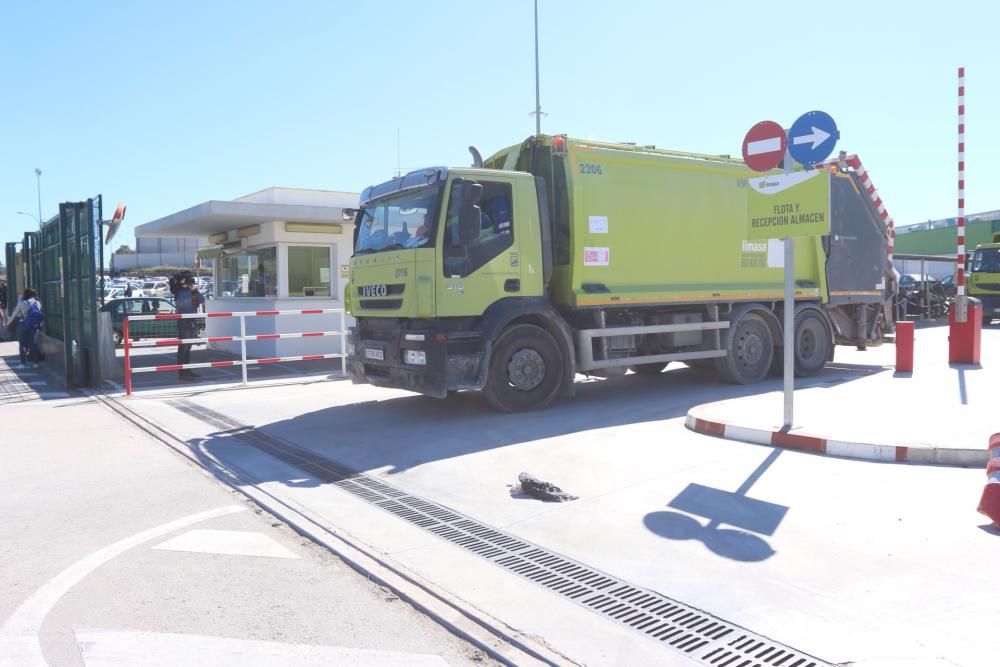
[2,1,997,251]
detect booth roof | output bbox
[136,191,359,239]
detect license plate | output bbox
[364,347,384,361]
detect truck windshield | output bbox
[354,186,441,255]
[972,248,1000,273]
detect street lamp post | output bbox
[16,211,39,227]
[35,168,42,230]
[528,0,546,135]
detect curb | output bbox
[686,405,987,467]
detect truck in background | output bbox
[345,134,894,411]
[968,231,1000,324]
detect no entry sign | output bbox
[742,121,787,172]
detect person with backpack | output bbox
[7,288,44,367]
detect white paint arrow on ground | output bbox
[792,126,831,149]
[746,137,783,155]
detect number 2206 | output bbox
[579,162,603,175]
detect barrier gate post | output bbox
[123,315,132,396]
[239,314,248,386]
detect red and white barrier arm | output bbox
[129,335,240,348]
[130,353,344,374]
[127,331,344,348]
[124,308,344,322]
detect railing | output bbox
[123,308,347,395]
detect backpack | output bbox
[24,300,44,330]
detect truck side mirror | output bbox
[458,203,482,242]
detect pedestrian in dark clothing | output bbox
[170,273,204,381]
[8,288,44,367]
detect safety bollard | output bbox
[977,433,1000,528]
[949,297,982,364]
[895,320,914,373]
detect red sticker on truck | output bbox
[583,247,610,266]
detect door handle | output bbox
[504,279,520,292]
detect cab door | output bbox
[435,175,525,317]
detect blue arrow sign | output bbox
[787,110,839,167]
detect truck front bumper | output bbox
[347,324,484,398]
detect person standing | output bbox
[7,288,44,367]
[171,273,204,382]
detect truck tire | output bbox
[716,312,774,384]
[630,362,668,375]
[792,310,831,376]
[483,324,563,412]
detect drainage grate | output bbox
[172,400,828,667]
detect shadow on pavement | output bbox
[644,449,787,562]
[182,362,883,484]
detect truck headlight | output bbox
[346,341,355,356]
[404,349,426,366]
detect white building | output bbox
[134,187,358,358]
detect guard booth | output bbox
[15,197,105,388]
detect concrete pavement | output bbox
[687,324,997,466]
[8,326,1000,666]
[0,341,506,667]
[109,351,1000,667]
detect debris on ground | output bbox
[510,472,578,502]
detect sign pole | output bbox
[782,149,794,430]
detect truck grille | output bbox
[359,299,403,310]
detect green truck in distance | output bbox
[345,134,894,412]
[969,231,1000,324]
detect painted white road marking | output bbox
[746,136,782,155]
[74,629,450,666]
[152,529,300,559]
[0,505,246,667]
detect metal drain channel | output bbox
[173,400,828,667]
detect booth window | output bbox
[288,246,332,297]
[219,247,277,297]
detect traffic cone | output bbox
[977,433,1000,528]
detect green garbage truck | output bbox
[345,134,894,411]
[968,232,1000,324]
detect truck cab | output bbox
[968,233,1000,324]
[345,165,563,407]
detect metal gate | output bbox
[23,198,103,387]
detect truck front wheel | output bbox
[717,312,774,384]
[483,324,562,412]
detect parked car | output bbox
[100,297,204,346]
[139,280,170,297]
[104,287,125,301]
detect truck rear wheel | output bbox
[483,324,562,412]
[793,310,831,376]
[717,313,773,384]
